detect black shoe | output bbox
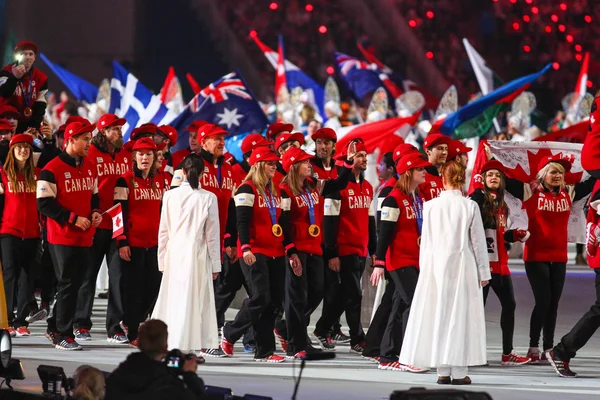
[546,350,578,378]
[451,376,472,385]
[98,291,109,299]
[55,337,82,351]
[332,331,351,344]
[306,343,323,354]
[437,376,451,385]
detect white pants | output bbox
[437,365,468,379]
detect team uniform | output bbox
[37,150,99,349]
[114,167,165,343]
[0,64,48,132]
[76,141,130,340]
[505,157,595,360]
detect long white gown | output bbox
[399,190,491,368]
[151,182,222,351]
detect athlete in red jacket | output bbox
[221,147,297,363]
[279,147,354,358]
[73,113,130,343]
[114,138,165,347]
[504,154,596,363]
[315,140,376,353]
[0,134,40,337]
[419,133,450,201]
[0,41,48,132]
[37,119,101,350]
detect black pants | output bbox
[223,254,286,359]
[555,269,600,362]
[39,228,56,305]
[214,257,255,346]
[525,261,567,349]
[285,252,324,354]
[315,255,365,346]
[121,246,162,340]
[73,228,117,330]
[362,275,395,357]
[483,273,516,355]
[47,244,91,341]
[380,267,418,363]
[1,236,40,328]
[106,246,127,337]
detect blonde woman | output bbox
[503,155,596,363]
[71,365,105,400]
[221,147,298,362]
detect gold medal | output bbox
[272,224,283,237]
[417,236,421,247]
[23,106,32,118]
[308,224,320,237]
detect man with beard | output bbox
[72,114,130,343]
[0,41,48,132]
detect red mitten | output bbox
[472,174,484,191]
[586,222,600,258]
[582,96,600,173]
[515,229,530,242]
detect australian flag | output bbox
[170,71,269,160]
[335,52,384,101]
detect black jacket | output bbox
[105,352,207,400]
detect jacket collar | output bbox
[59,151,84,168]
[311,156,333,170]
[133,167,155,180]
[200,148,224,165]
[240,160,250,173]
[425,165,439,177]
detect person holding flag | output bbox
[73,113,129,343]
[314,139,376,354]
[0,133,41,337]
[0,41,48,133]
[113,137,165,348]
[279,144,355,359]
[502,155,596,363]
[37,119,101,350]
[419,133,450,201]
[221,147,298,363]
[469,160,532,366]
[369,152,430,373]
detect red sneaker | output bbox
[273,329,288,352]
[6,327,15,338]
[378,361,404,371]
[401,363,430,373]
[527,347,540,364]
[502,351,532,366]
[255,354,285,363]
[286,351,306,360]
[15,326,30,337]
[129,338,139,348]
[221,336,234,356]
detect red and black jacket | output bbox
[0,166,41,239]
[375,177,398,227]
[506,176,596,263]
[37,152,100,247]
[586,184,600,269]
[234,181,295,259]
[0,65,48,132]
[418,165,443,202]
[280,161,352,256]
[114,169,165,249]
[311,157,338,180]
[324,173,377,258]
[231,160,250,189]
[88,143,130,231]
[374,188,420,271]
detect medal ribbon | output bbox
[299,189,316,225]
[411,193,423,236]
[18,72,33,107]
[263,187,278,226]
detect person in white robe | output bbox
[151,154,221,352]
[399,160,491,385]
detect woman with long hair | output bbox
[279,145,355,358]
[113,138,165,347]
[71,365,105,400]
[151,154,222,352]
[503,154,596,363]
[0,134,40,337]
[400,160,490,384]
[222,147,298,362]
[469,160,531,366]
[370,152,430,373]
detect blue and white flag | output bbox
[40,53,98,104]
[109,61,177,141]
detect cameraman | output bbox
[105,319,207,400]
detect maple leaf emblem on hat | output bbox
[252,141,257,145]
[290,157,295,161]
[101,121,106,125]
[257,154,261,158]
[407,161,412,165]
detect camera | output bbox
[165,349,204,376]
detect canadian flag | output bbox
[105,203,124,239]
